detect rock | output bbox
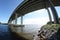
[37,24,60,40]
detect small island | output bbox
[0,22,1,24]
[0,22,8,25]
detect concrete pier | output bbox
[48,0,59,24]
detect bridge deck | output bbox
[8,0,60,22]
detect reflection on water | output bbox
[10,24,42,40]
[16,25,42,34]
[0,24,43,40]
[0,24,28,40]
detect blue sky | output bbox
[0,0,60,25]
[0,0,23,23]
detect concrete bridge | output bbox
[8,0,60,24]
[8,0,60,40]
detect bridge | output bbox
[8,0,60,40]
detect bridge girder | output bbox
[8,0,60,24]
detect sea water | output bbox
[17,24,42,35]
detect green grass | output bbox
[43,24,60,32]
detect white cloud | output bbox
[23,17,49,25]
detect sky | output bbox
[17,7,60,25]
[0,0,23,23]
[0,0,60,25]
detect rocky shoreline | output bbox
[36,24,60,40]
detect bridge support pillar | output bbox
[9,20,12,25]
[15,14,18,31]
[46,8,52,24]
[15,14,18,25]
[21,16,23,25]
[48,0,59,24]
[8,21,11,26]
[8,20,12,29]
[9,21,11,25]
[20,16,24,33]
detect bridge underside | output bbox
[8,0,60,23]
[8,0,60,40]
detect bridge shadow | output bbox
[11,32,28,40]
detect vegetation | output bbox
[47,21,54,24]
[44,24,60,31]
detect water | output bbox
[0,25,13,40]
[0,24,42,40]
[17,24,42,35]
[0,24,25,40]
